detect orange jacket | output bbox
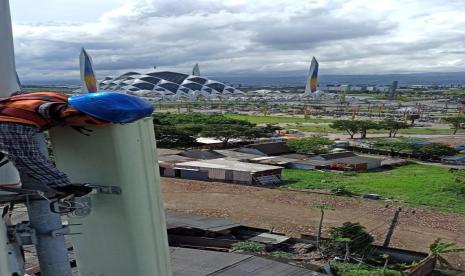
[0,92,107,130]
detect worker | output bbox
[0,91,153,196]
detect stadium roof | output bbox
[99,71,244,100]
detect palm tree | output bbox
[429,238,465,270]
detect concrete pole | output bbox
[24,133,72,276]
[26,200,72,276]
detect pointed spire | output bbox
[0,0,20,96]
[80,48,98,93]
[304,56,319,94]
[192,63,200,76]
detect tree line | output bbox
[330,118,409,139]
[331,114,465,139]
[152,113,279,148]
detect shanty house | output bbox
[311,151,383,171]
[158,155,195,177]
[174,159,283,185]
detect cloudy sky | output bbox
[8,0,465,81]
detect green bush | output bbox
[330,186,357,197]
[326,222,374,255]
[331,262,403,276]
[231,241,265,252]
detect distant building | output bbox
[310,152,383,171]
[99,71,244,99]
[172,159,283,185]
[237,142,293,156]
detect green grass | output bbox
[331,262,403,276]
[283,164,465,213]
[290,125,464,135]
[232,241,266,252]
[224,114,335,124]
[291,125,336,133]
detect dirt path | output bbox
[161,177,465,268]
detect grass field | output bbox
[224,114,335,124]
[290,125,463,135]
[283,164,465,213]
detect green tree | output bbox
[201,123,264,146]
[357,120,381,139]
[443,115,465,135]
[429,238,465,269]
[417,143,458,159]
[287,136,334,154]
[380,117,409,138]
[153,113,272,147]
[153,125,197,148]
[331,120,360,139]
[328,222,374,254]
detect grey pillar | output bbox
[23,133,72,276]
[26,200,72,276]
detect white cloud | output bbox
[9,0,465,81]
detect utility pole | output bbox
[29,134,73,276]
[383,207,402,247]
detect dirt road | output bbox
[162,177,465,268]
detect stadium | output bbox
[98,71,244,100]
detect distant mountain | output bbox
[212,71,465,87]
[22,71,465,88]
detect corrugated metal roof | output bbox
[211,255,316,275]
[166,211,241,232]
[330,156,383,165]
[158,148,182,156]
[316,151,356,160]
[170,247,322,276]
[244,142,293,156]
[291,159,332,166]
[214,150,263,160]
[279,153,314,160]
[250,156,297,165]
[175,159,283,173]
[158,155,194,162]
[179,149,225,160]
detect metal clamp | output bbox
[89,185,122,195]
[8,222,37,246]
[50,226,70,237]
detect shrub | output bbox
[331,262,403,276]
[325,222,374,256]
[331,186,357,197]
[231,241,265,252]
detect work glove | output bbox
[53,184,93,197]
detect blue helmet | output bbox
[68,92,154,123]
